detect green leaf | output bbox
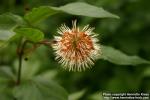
[24,2,119,24]
[0,13,21,30]
[101,45,150,65]
[0,30,16,41]
[0,66,15,82]
[0,86,14,100]
[13,59,40,80]
[69,89,86,100]
[13,77,68,100]
[0,40,8,47]
[142,67,150,77]
[36,70,58,80]
[0,94,14,100]
[106,77,130,92]
[24,6,57,24]
[0,14,16,42]
[0,66,15,99]
[0,13,24,47]
[88,92,103,100]
[58,2,119,18]
[15,28,44,42]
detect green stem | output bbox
[16,39,51,85]
[16,40,27,85]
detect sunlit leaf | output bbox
[0,30,16,41]
[101,45,150,65]
[0,13,24,47]
[69,89,86,100]
[24,2,119,24]
[15,28,44,42]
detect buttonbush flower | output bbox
[52,20,101,71]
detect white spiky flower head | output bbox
[52,20,101,71]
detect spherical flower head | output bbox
[52,20,101,71]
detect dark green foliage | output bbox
[0,0,150,100]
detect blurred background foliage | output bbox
[0,0,150,99]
